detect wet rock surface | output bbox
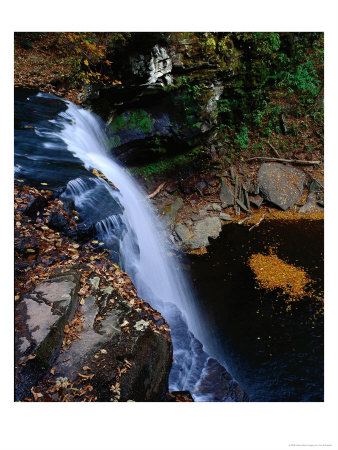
[258,163,305,210]
[166,303,249,402]
[195,357,250,402]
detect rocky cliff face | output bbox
[86,33,238,165]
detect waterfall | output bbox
[32,93,240,401]
[50,101,203,334]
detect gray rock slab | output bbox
[212,203,222,212]
[249,195,263,208]
[189,216,222,249]
[258,163,305,210]
[53,287,172,402]
[219,213,232,221]
[162,197,184,227]
[298,192,324,214]
[15,272,79,364]
[175,223,193,242]
[219,179,234,206]
[236,199,252,214]
[15,272,80,400]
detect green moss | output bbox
[109,135,121,148]
[110,109,155,134]
[128,147,201,179]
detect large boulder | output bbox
[52,285,172,402]
[257,163,305,210]
[15,269,173,402]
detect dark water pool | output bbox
[188,219,324,401]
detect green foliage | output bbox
[107,33,132,49]
[216,32,323,129]
[128,148,201,179]
[174,78,211,129]
[202,36,217,54]
[217,36,234,55]
[150,147,166,154]
[109,135,121,148]
[280,60,321,96]
[234,126,249,149]
[217,98,232,114]
[110,109,155,134]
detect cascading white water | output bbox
[34,96,224,393]
[53,102,204,335]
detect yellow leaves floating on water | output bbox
[248,250,311,299]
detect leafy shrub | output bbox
[234,126,249,149]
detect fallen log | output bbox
[246,157,321,165]
[267,140,281,158]
[249,214,265,232]
[147,182,166,199]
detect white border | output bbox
[2,1,338,449]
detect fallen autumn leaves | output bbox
[14,182,173,402]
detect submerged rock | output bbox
[166,303,248,402]
[258,163,305,210]
[194,357,249,402]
